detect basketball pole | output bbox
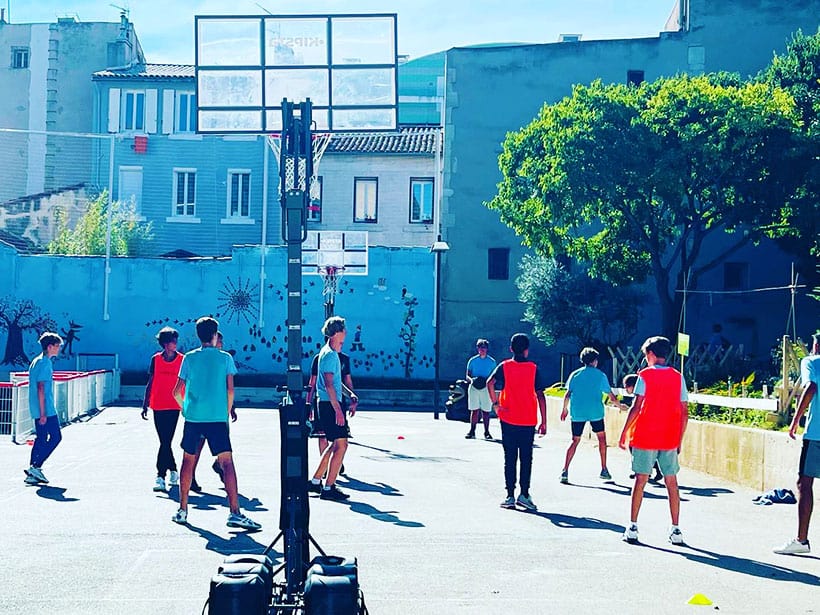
[276,98,313,601]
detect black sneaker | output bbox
[190,479,203,493]
[465,432,476,439]
[320,485,350,501]
[484,432,493,440]
[212,460,224,478]
[307,480,323,494]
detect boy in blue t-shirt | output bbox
[465,339,498,440]
[308,316,354,502]
[24,332,63,485]
[170,317,260,530]
[774,332,820,555]
[560,347,621,483]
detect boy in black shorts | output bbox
[171,317,260,530]
[308,317,356,501]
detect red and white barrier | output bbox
[4,370,120,443]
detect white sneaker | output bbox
[773,538,810,555]
[24,475,40,485]
[227,512,262,530]
[623,524,639,543]
[171,509,188,524]
[168,471,179,486]
[669,527,685,545]
[153,477,166,492]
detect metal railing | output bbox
[4,370,120,443]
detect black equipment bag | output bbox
[304,555,360,615]
[208,569,268,615]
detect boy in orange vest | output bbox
[142,327,184,493]
[487,333,547,511]
[619,336,689,545]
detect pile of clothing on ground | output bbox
[752,488,797,505]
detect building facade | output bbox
[438,0,820,379]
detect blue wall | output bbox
[0,244,435,381]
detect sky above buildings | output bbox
[9,0,676,63]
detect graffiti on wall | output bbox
[1,246,437,378]
[60,320,82,357]
[217,276,259,324]
[0,297,57,366]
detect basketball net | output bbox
[319,265,343,318]
[267,132,332,202]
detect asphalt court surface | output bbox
[0,406,818,614]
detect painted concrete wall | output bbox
[440,0,820,381]
[0,244,436,383]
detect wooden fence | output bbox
[608,335,807,417]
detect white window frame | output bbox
[167,168,200,223]
[409,177,434,224]
[11,47,29,69]
[122,90,146,132]
[175,91,197,133]
[222,169,255,225]
[353,177,378,223]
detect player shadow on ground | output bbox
[567,482,678,501]
[639,544,820,584]
[181,521,277,557]
[335,500,424,528]
[677,485,735,497]
[529,511,624,534]
[162,488,268,513]
[349,441,467,463]
[32,485,79,502]
[337,475,403,496]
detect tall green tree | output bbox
[760,29,820,270]
[47,190,152,256]
[488,75,801,336]
[517,255,643,349]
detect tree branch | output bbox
[692,234,753,278]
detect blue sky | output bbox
[10,0,676,63]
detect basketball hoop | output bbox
[319,265,344,318]
[267,132,332,201]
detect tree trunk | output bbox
[2,324,30,366]
[654,269,678,341]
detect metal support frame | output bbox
[277,99,314,600]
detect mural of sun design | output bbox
[217,277,259,324]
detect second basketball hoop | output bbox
[303,230,368,318]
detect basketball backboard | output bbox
[195,14,398,134]
[302,230,368,276]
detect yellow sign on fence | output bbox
[678,333,690,357]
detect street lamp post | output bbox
[430,236,450,419]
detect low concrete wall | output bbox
[543,398,800,492]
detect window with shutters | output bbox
[175,92,197,133]
[123,90,145,131]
